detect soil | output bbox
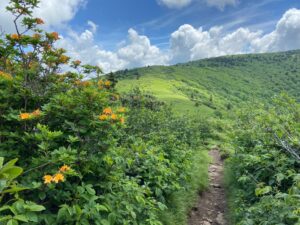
[188,149,227,225]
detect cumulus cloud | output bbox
[157,0,192,8]
[205,0,238,10]
[0,0,85,32]
[57,23,168,73]
[170,8,300,63]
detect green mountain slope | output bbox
[115,50,300,115]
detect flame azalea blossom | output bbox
[10,33,19,40]
[103,107,113,115]
[59,165,71,172]
[43,175,53,184]
[120,117,125,124]
[31,109,41,117]
[59,55,69,64]
[51,32,59,40]
[0,71,13,80]
[20,113,31,120]
[52,173,64,183]
[104,80,111,87]
[111,114,118,120]
[99,114,108,121]
[36,18,44,24]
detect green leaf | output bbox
[7,219,18,225]
[13,215,28,222]
[255,186,272,196]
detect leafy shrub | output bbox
[228,94,300,224]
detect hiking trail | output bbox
[188,149,227,225]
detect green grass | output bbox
[159,149,210,225]
[116,50,300,115]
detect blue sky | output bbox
[1,0,300,72]
[71,0,300,51]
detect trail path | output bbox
[188,149,227,225]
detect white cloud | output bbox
[57,24,168,73]
[170,8,300,63]
[0,0,85,33]
[156,0,237,9]
[157,0,192,8]
[205,0,238,10]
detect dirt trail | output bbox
[188,149,227,225]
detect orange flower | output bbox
[111,114,118,120]
[59,55,69,64]
[117,107,126,113]
[19,113,31,120]
[31,109,41,117]
[104,80,111,87]
[0,71,13,80]
[52,173,64,183]
[103,107,113,115]
[99,114,108,121]
[33,33,41,40]
[59,165,71,172]
[51,32,59,40]
[36,18,44,25]
[43,175,53,184]
[74,60,81,66]
[120,117,125,124]
[10,33,19,40]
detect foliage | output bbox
[227,94,300,224]
[0,1,209,224]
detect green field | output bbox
[116,50,300,115]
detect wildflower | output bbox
[33,33,41,40]
[103,107,113,115]
[98,80,104,85]
[120,117,125,124]
[104,80,111,87]
[117,107,126,113]
[59,165,71,172]
[59,55,69,64]
[0,71,13,80]
[111,114,118,120]
[43,175,53,184]
[73,60,81,66]
[19,113,31,120]
[81,81,91,87]
[10,33,19,40]
[36,18,44,25]
[31,109,41,117]
[50,32,59,40]
[52,173,64,183]
[99,114,108,121]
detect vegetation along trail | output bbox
[189,148,227,225]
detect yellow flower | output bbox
[19,113,31,120]
[33,33,41,40]
[117,107,126,113]
[52,173,64,183]
[11,33,19,40]
[98,80,104,85]
[59,55,69,64]
[43,175,53,184]
[104,80,111,87]
[111,114,118,120]
[120,117,125,124]
[103,107,113,115]
[59,165,71,172]
[99,114,108,121]
[0,71,13,80]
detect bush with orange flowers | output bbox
[0,1,211,224]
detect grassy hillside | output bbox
[116,50,300,115]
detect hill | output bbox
[115,50,300,115]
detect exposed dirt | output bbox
[188,149,227,225]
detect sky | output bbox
[1,0,300,72]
